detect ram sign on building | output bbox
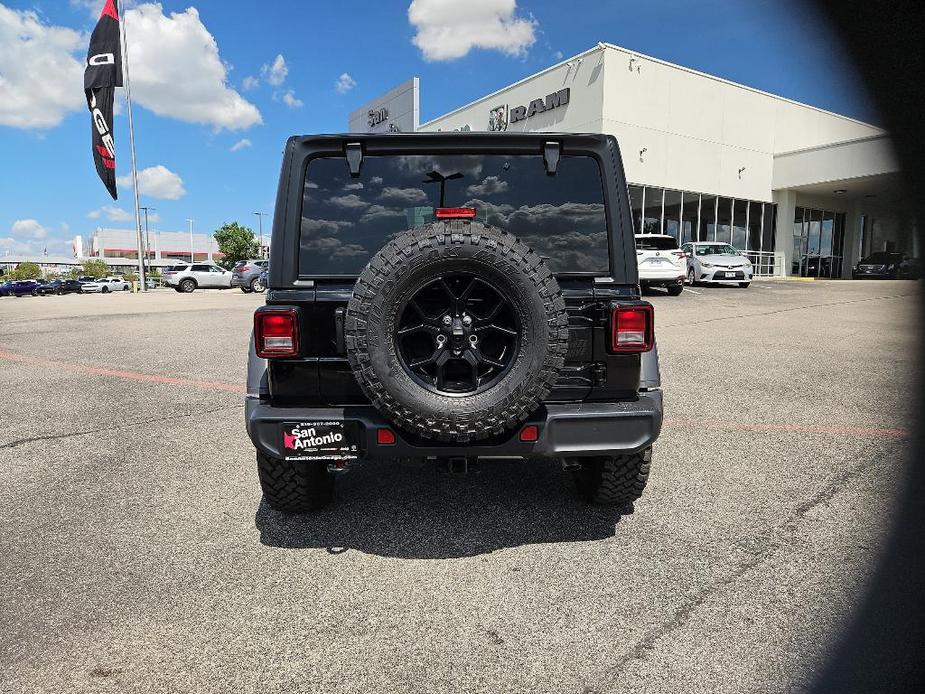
[351,42,914,278]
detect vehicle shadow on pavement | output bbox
[255,458,627,559]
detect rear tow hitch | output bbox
[437,456,478,474]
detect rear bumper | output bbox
[245,391,663,461]
[231,274,254,288]
[639,266,685,283]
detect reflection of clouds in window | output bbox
[370,176,383,185]
[301,217,353,237]
[392,154,484,180]
[305,181,319,189]
[378,187,429,205]
[359,205,405,224]
[343,182,364,190]
[302,236,368,259]
[465,175,509,197]
[464,199,607,272]
[327,194,369,209]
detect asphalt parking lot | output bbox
[0,279,919,693]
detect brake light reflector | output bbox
[255,308,299,358]
[435,207,477,219]
[610,304,654,353]
[519,425,539,442]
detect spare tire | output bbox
[345,220,569,443]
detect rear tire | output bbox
[180,279,196,293]
[738,282,750,288]
[573,449,652,507]
[250,276,265,293]
[257,451,333,513]
[666,284,683,296]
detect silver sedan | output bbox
[681,242,753,288]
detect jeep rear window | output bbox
[299,154,608,275]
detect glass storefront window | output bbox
[820,210,834,258]
[715,197,732,244]
[663,190,682,240]
[763,203,777,254]
[700,195,716,241]
[629,184,644,235]
[681,193,699,245]
[807,208,822,257]
[642,187,663,234]
[732,199,748,250]
[748,201,763,252]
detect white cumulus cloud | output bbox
[124,3,262,130]
[335,73,357,94]
[11,219,49,240]
[116,164,186,200]
[262,54,288,86]
[281,89,303,109]
[241,76,259,91]
[407,0,537,61]
[0,6,84,129]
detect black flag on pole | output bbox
[84,0,123,200]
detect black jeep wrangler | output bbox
[246,133,662,513]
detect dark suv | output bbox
[246,133,662,513]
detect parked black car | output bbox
[853,252,921,279]
[246,132,662,514]
[39,279,84,295]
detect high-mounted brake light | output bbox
[435,207,477,220]
[610,304,654,353]
[255,308,299,358]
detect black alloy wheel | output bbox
[395,272,520,395]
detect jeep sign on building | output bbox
[348,77,420,134]
[351,42,912,279]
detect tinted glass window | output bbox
[300,154,608,275]
[636,236,678,251]
[192,265,209,272]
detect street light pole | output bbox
[187,218,194,263]
[140,206,156,271]
[254,212,268,258]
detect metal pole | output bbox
[141,206,155,272]
[187,218,194,263]
[254,212,268,258]
[119,0,147,292]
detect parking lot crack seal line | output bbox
[0,348,245,394]
[658,292,913,329]
[593,437,902,686]
[0,404,243,450]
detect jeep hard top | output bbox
[246,132,662,513]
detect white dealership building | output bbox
[350,43,914,278]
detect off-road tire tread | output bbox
[345,220,569,442]
[256,451,333,513]
[575,449,651,506]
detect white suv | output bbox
[163,263,232,293]
[635,234,686,296]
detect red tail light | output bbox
[610,304,654,353]
[377,428,396,445]
[435,207,477,219]
[255,308,299,358]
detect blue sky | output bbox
[0,0,876,256]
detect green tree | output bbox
[80,259,109,278]
[11,262,42,280]
[66,268,82,279]
[123,271,138,283]
[213,222,259,269]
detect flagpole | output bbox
[119,1,147,292]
